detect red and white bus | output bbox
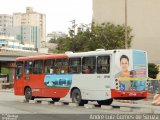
[14,49,148,105]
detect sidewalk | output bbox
[0,88,14,93]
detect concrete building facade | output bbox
[8,7,46,50]
[93,0,160,63]
[0,14,13,35]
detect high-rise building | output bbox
[8,7,46,50]
[0,14,13,35]
[93,0,160,63]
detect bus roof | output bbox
[16,49,146,61]
[65,49,146,58]
[16,54,67,61]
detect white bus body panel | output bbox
[64,49,147,101]
[71,74,112,100]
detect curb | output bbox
[1,89,14,93]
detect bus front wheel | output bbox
[25,87,34,102]
[71,89,88,106]
[97,98,113,105]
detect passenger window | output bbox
[69,58,81,74]
[55,59,68,74]
[44,59,55,74]
[24,61,33,74]
[82,57,96,74]
[33,60,43,74]
[97,56,110,74]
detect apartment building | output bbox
[47,31,67,42]
[0,14,13,35]
[7,7,46,50]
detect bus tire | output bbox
[24,87,34,102]
[97,98,113,105]
[51,98,60,102]
[71,89,88,106]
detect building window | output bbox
[24,61,33,74]
[82,57,96,74]
[69,58,81,74]
[97,56,110,74]
[33,60,43,74]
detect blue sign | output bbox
[44,74,72,88]
[120,84,125,91]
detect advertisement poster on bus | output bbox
[115,50,147,92]
[44,74,72,88]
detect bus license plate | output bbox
[129,92,136,96]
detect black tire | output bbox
[24,87,34,102]
[71,89,88,106]
[51,98,60,102]
[97,98,113,105]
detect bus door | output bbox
[23,60,33,90]
[14,62,24,95]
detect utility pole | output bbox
[125,0,128,49]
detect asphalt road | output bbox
[0,92,122,114]
[0,91,159,120]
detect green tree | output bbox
[148,63,158,79]
[49,38,57,43]
[1,68,9,74]
[56,22,133,53]
[90,22,133,50]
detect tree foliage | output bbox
[1,68,9,74]
[148,63,158,79]
[49,38,57,43]
[55,22,133,53]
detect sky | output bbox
[0,0,92,34]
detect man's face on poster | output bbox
[120,58,129,71]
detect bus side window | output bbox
[69,58,81,74]
[24,61,33,74]
[97,56,110,74]
[82,57,96,74]
[56,59,68,74]
[33,60,43,74]
[44,59,55,74]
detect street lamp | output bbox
[125,0,128,49]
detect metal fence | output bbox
[148,80,160,94]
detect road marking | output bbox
[84,104,95,109]
[54,102,64,106]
